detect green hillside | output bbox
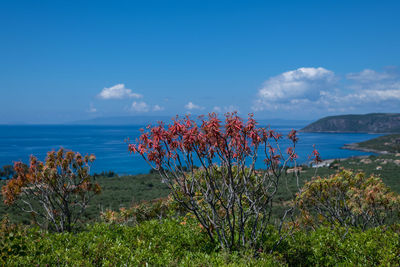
[302,113,400,133]
[344,134,400,154]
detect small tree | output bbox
[129,113,305,250]
[1,148,101,232]
[296,170,400,230]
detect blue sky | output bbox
[1,0,399,124]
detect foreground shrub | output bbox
[1,149,101,232]
[0,216,29,263]
[100,196,185,225]
[296,170,400,230]
[0,219,220,266]
[281,226,400,266]
[1,217,399,266]
[129,113,310,250]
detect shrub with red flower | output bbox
[129,112,306,250]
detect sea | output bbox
[0,125,382,175]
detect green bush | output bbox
[272,226,400,266]
[296,170,400,230]
[0,217,28,263]
[2,215,400,266]
[1,218,211,266]
[100,196,185,225]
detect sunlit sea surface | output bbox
[0,125,382,175]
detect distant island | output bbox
[301,113,400,133]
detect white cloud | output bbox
[185,101,204,110]
[213,105,239,113]
[88,103,97,113]
[213,106,222,112]
[346,69,394,83]
[254,67,400,114]
[153,104,164,111]
[255,67,335,111]
[343,69,400,104]
[224,105,239,113]
[99,84,142,99]
[131,101,150,112]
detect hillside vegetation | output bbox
[343,134,400,154]
[1,154,400,266]
[2,154,400,224]
[1,153,400,265]
[302,113,400,133]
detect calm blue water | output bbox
[0,125,382,175]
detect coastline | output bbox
[300,130,393,134]
[311,142,390,168]
[312,154,370,168]
[341,143,390,155]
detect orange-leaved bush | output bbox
[1,148,101,232]
[129,112,313,250]
[296,170,400,230]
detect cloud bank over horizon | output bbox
[96,84,164,114]
[92,68,400,119]
[254,67,400,115]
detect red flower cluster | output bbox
[129,113,301,170]
[309,144,322,163]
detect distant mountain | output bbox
[301,113,400,133]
